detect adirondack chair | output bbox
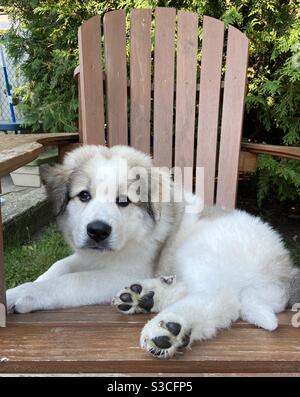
[0,8,300,375]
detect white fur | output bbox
[7,145,297,359]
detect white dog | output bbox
[7,145,299,359]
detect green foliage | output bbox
[257,155,300,206]
[0,0,299,202]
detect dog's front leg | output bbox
[35,254,82,282]
[7,270,136,313]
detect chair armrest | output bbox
[241,143,300,161]
[0,133,79,177]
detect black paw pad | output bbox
[181,329,192,348]
[120,293,133,303]
[138,291,154,312]
[166,322,181,336]
[130,284,142,294]
[152,335,172,349]
[118,304,132,312]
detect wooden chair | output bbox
[0,8,299,375]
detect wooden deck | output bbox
[0,306,299,374]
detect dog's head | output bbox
[42,145,172,252]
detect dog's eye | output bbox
[116,195,131,207]
[78,190,91,202]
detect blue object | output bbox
[0,120,28,132]
[0,46,16,123]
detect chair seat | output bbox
[0,305,298,375]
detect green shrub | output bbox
[0,0,299,202]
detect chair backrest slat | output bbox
[196,16,224,204]
[78,15,105,145]
[216,26,249,208]
[130,9,152,154]
[103,10,128,146]
[174,11,198,193]
[78,9,249,208]
[153,7,176,168]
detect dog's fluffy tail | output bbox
[287,269,300,308]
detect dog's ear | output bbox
[41,164,70,216]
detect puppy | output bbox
[7,145,299,359]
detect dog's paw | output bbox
[140,314,192,359]
[12,296,39,314]
[7,283,40,314]
[112,283,155,314]
[112,276,176,314]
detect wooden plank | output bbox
[6,306,294,327]
[216,26,249,208]
[153,7,176,168]
[196,16,224,204]
[0,133,78,177]
[0,133,78,152]
[239,150,257,172]
[174,11,199,193]
[242,142,300,161]
[0,320,299,373]
[103,10,128,146]
[0,186,6,327]
[0,142,41,179]
[130,9,152,154]
[7,305,150,326]
[114,373,300,377]
[78,16,105,145]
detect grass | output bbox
[4,224,71,289]
[4,223,300,289]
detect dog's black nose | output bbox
[87,221,112,242]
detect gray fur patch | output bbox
[41,164,70,217]
[287,270,300,308]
